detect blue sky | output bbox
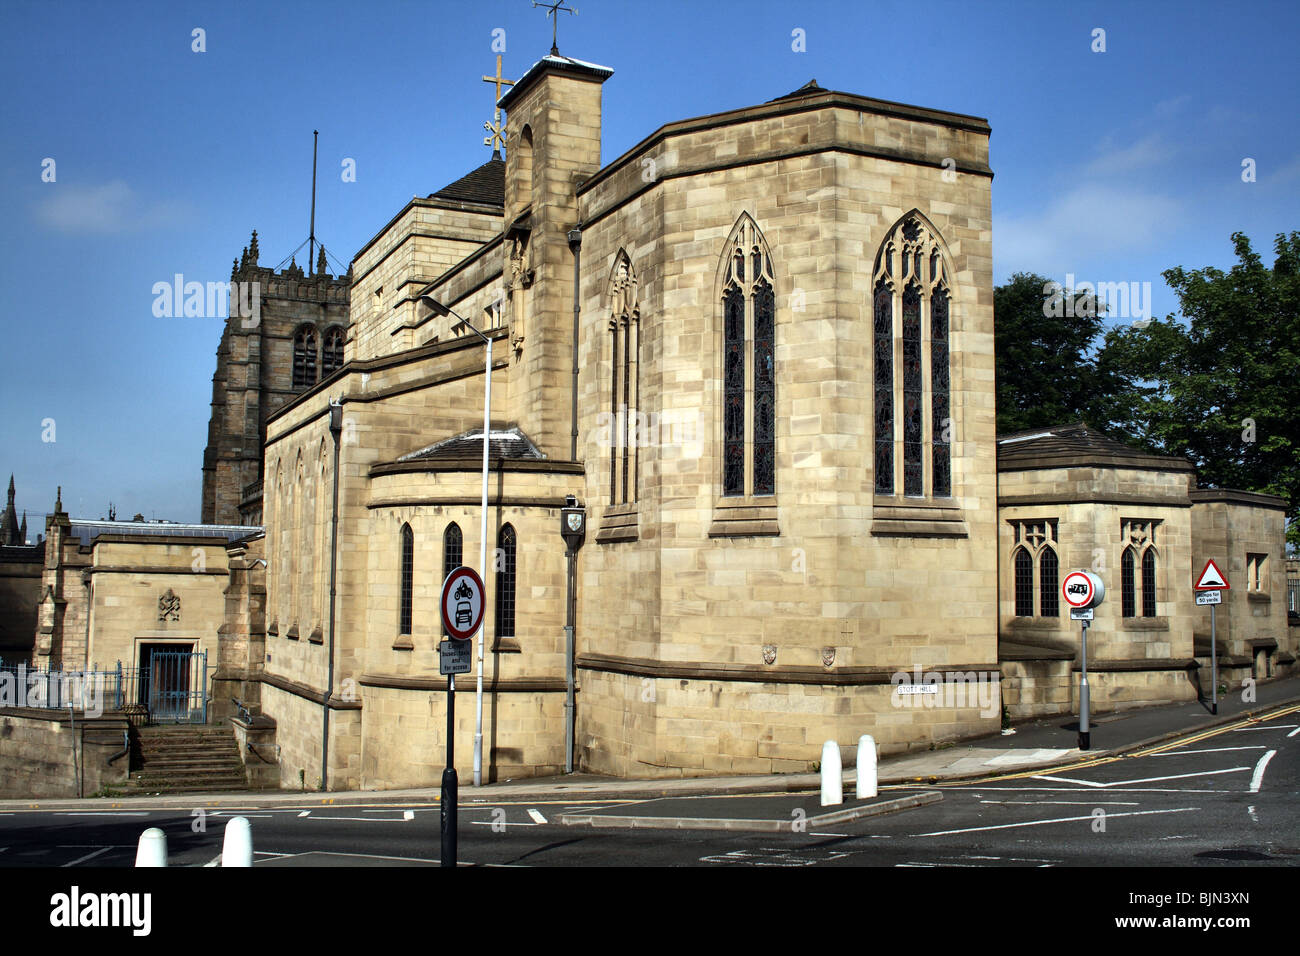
[1,0,1297,527]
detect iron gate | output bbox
[145,649,208,724]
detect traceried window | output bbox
[1121,519,1159,618]
[293,326,318,388]
[1010,519,1059,617]
[442,523,462,635]
[607,252,640,504]
[720,214,776,497]
[322,327,345,377]
[873,214,952,497]
[495,524,517,639]
[399,523,413,635]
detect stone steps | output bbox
[124,725,254,795]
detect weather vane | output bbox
[532,0,576,56]
[482,54,516,153]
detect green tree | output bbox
[1098,232,1300,547]
[993,272,1120,433]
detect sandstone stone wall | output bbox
[0,710,130,798]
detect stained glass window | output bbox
[1141,548,1157,617]
[399,524,413,635]
[1122,547,1136,618]
[753,281,775,495]
[723,285,746,496]
[1014,547,1034,617]
[496,524,517,639]
[874,282,894,494]
[902,285,923,496]
[931,289,951,497]
[1040,547,1059,617]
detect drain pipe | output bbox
[568,228,582,460]
[322,399,343,791]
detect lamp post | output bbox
[420,295,492,788]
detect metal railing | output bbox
[0,652,211,724]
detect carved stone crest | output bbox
[821,646,836,667]
[158,589,181,622]
[762,644,777,665]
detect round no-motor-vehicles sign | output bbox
[441,567,486,641]
[1062,571,1105,609]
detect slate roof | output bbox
[398,425,545,462]
[996,422,1193,472]
[65,520,260,548]
[429,156,505,207]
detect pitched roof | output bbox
[65,519,260,547]
[996,422,1194,472]
[399,425,545,462]
[429,156,505,207]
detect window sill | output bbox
[285,625,299,641]
[596,503,639,544]
[308,626,323,645]
[1008,617,1063,629]
[871,496,967,538]
[492,638,521,654]
[709,498,779,538]
[392,635,414,651]
[1119,617,1169,631]
[1247,591,1271,603]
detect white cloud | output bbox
[33,180,194,235]
[1083,133,1168,177]
[996,184,1185,277]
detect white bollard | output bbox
[856,734,878,799]
[820,740,843,807]
[135,827,167,867]
[221,816,253,867]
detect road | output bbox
[2,707,1296,867]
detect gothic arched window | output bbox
[1039,546,1059,617]
[495,524,516,639]
[872,213,953,497]
[293,326,318,389]
[1014,547,1034,617]
[719,214,776,497]
[399,523,414,636]
[608,252,640,504]
[322,326,345,377]
[442,523,462,635]
[1121,547,1136,618]
[1141,547,1157,618]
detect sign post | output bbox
[438,567,485,868]
[1062,571,1105,750]
[1195,559,1230,715]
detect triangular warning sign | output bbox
[1195,559,1230,590]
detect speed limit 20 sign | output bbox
[1062,571,1105,609]
[441,567,486,640]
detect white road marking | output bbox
[268,849,447,865]
[57,811,150,817]
[470,820,538,827]
[1287,726,1300,738]
[1035,767,1250,789]
[1249,750,1276,793]
[980,800,1140,806]
[527,809,546,824]
[403,810,415,821]
[916,807,1197,838]
[1248,805,1259,823]
[297,810,311,817]
[1233,724,1297,731]
[1150,746,1266,756]
[1032,775,1107,788]
[810,832,848,837]
[204,854,222,867]
[61,847,112,867]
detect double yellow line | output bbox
[934,701,1300,788]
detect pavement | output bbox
[4,675,1297,831]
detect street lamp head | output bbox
[419,295,451,318]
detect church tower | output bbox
[201,232,351,524]
[498,53,612,458]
